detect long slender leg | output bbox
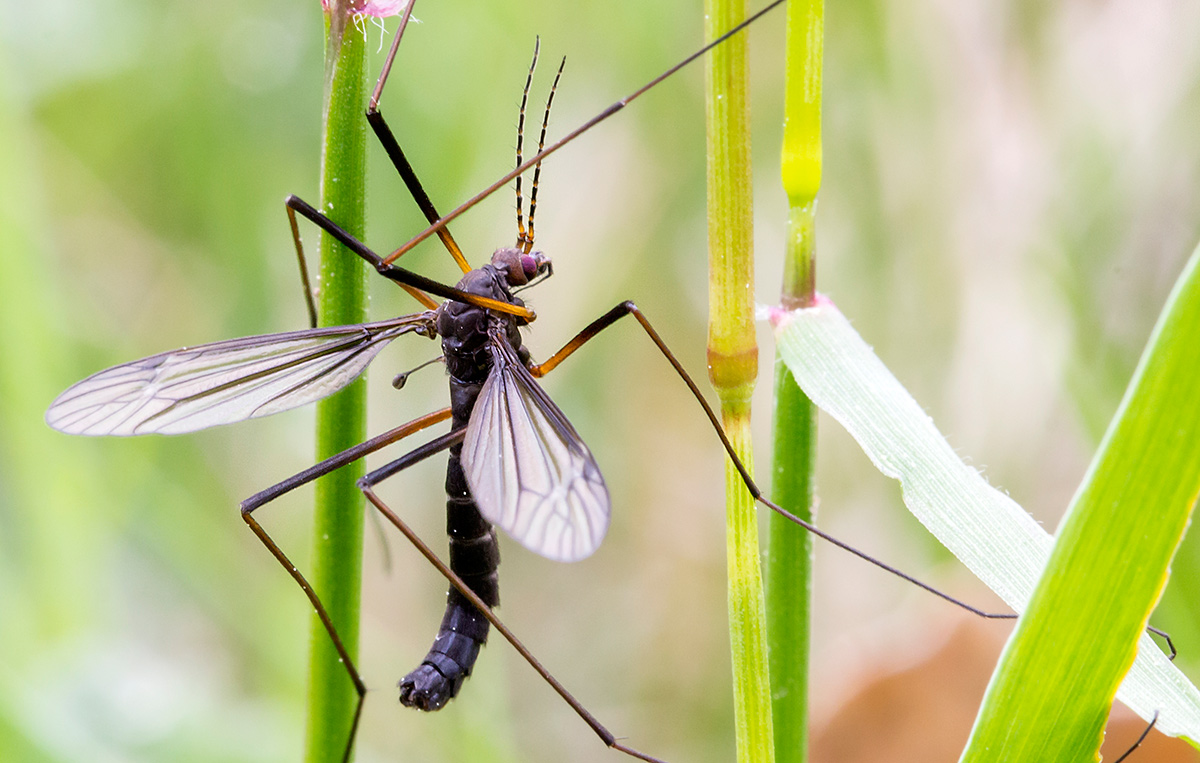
[284,195,533,320]
[532,302,1007,620]
[1148,626,1177,659]
[533,303,1183,656]
[365,0,471,274]
[357,457,668,763]
[381,0,788,267]
[1113,711,1159,763]
[365,109,470,274]
[242,407,452,512]
[285,194,439,312]
[238,408,450,763]
[535,303,1182,657]
[284,202,320,328]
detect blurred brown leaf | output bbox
[811,615,1199,763]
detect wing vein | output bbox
[461,333,610,562]
[47,314,435,436]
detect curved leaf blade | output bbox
[769,246,1200,752]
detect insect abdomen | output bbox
[398,381,500,711]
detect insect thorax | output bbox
[436,263,524,384]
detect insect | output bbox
[43,3,792,760]
[40,1,1172,761]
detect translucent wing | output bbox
[462,337,610,562]
[47,314,437,436]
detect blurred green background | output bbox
[2,0,1199,761]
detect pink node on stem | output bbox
[321,0,407,18]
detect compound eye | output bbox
[521,255,539,280]
[522,252,550,281]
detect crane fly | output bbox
[44,4,785,760]
[41,0,1172,760]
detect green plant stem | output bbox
[767,354,814,763]
[306,7,369,762]
[769,1,822,761]
[704,0,773,761]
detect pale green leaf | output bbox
[769,256,1200,748]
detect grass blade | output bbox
[769,269,1200,745]
[960,242,1200,759]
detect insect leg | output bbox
[284,200,319,328]
[1112,710,1159,763]
[242,407,452,512]
[1148,625,1177,660]
[285,194,438,311]
[284,194,534,320]
[365,108,470,274]
[537,304,1184,664]
[381,0,787,267]
[238,407,450,763]
[358,446,669,763]
[364,0,471,274]
[530,301,1015,620]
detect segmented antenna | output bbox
[524,56,566,253]
[514,39,540,250]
